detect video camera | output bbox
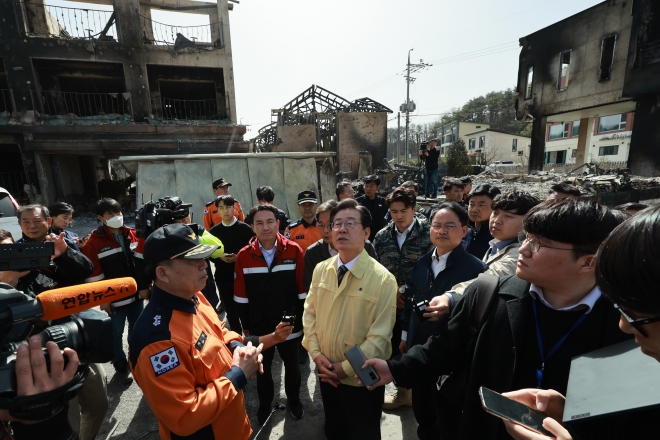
[419,141,429,152]
[135,196,192,239]
[0,243,115,421]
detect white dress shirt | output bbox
[396,219,416,249]
[259,241,277,268]
[431,248,452,279]
[529,284,601,314]
[337,253,361,271]
[222,217,238,227]
[328,243,338,257]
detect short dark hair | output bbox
[431,202,469,226]
[614,202,649,216]
[316,200,337,218]
[491,190,540,215]
[95,198,122,216]
[330,198,371,230]
[460,176,472,184]
[48,202,74,216]
[0,228,14,242]
[401,181,419,193]
[443,178,464,192]
[467,184,501,202]
[247,204,279,225]
[335,182,352,198]
[385,188,416,209]
[363,175,381,186]
[549,183,581,197]
[215,195,235,208]
[17,204,49,221]
[256,186,275,202]
[523,198,627,260]
[597,204,660,313]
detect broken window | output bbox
[512,139,517,152]
[597,114,627,133]
[571,121,581,137]
[548,123,569,140]
[599,145,619,156]
[479,136,485,148]
[525,65,534,99]
[571,149,577,158]
[0,61,11,114]
[469,138,476,149]
[558,51,571,91]
[599,34,617,81]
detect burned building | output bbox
[515,0,660,177]
[252,85,392,179]
[0,0,245,206]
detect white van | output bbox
[0,187,22,240]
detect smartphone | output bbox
[479,387,553,436]
[344,345,380,387]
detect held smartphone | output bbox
[479,387,553,437]
[344,345,380,387]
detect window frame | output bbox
[479,136,485,148]
[599,34,618,82]
[557,50,572,92]
[599,145,619,156]
[468,138,476,150]
[548,123,570,140]
[512,139,518,152]
[525,65,534,100]
[571,120,581,137]
[597,113,627,133]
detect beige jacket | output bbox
[451,242,521,295]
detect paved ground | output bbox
[92,314,417,440]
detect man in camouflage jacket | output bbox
[373,188,433,410]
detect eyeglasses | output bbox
[331,220,361,230]
[518,233,590,254]
[613,303,660,337]
[431,223,457,232]
[316,223,332,231]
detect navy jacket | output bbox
[401,244,486,347]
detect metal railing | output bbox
[23,3,117,40]
[35,90,132,118]
[152,96,225,120]
[140,15,222,48]
[0,172,29,205]
[0,89,15,114]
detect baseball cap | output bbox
[144,223,217,262]
[429,138,438,142]
[212,178,232,189]
[297,190,318,205]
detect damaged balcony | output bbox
[21,1,117,41]
[33,90,133,121]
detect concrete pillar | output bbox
[217,0,236,122]
[527,115,547,173]
[33,153,55,206]
[573,117,590,167]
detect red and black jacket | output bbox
[81,224,149,307]
[233,234,305,337]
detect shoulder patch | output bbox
[150,346,180,377]
[284,231,291,239]
[204,210,209,215]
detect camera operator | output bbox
[0,337,81,440]
[419,139,440,199]
[14,205,93,295]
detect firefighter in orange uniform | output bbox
[284,191,322,253]
[203,178,245,230]
[129,223,263,440]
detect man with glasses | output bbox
[234,204,306,424]
[336,182,355,200]
[360,198,632,440]
[302,199,397,440]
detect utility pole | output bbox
[400,49,432,162]
[397,111,401,163]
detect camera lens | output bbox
[369,372,376,380]
[39,320,83,352]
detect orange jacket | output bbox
[284,218,321,253]
[129,286,251,440]
[203,200,245,230]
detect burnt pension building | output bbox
[516,0,660,176]
[0,0,246,206]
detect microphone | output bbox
[0,277,138,326]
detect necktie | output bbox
[337,265,348,287]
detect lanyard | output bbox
[531,296,589,388]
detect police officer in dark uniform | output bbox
[203,178,245,230]
[284,191,322,253]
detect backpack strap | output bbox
[470,273,500,336]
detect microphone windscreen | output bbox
[39,277,138,321]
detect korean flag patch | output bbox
[150,347,180,377]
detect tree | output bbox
[446,139,473,177]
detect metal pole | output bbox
[405,48,412,163]
[397,111,401,164]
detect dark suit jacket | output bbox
[389,275,638,440]
[303,239,377,293]
[401,244,487,346]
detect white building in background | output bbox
[544,107,634,165]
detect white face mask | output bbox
[105,215,124,229]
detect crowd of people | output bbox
[0,171,658,440]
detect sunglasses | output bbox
[613,303,660,337]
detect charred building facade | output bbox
[0,0,245,206]
[515,0,660,177]
[252,85,392,180]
